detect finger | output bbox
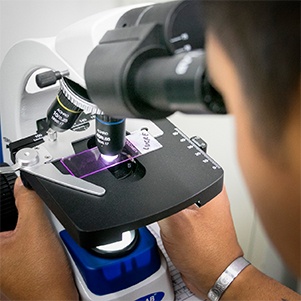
[13,177,48,230]
[177,186,230,215]
[14,177,44,210]
[194,186,230,214]
[0,230,14,239]
[158,186,229,231]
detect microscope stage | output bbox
[20,118,223,248]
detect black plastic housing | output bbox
[84,0,222,119]
[18,119,223,248]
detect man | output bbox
[159,1,300,299]
[0,1,300,300]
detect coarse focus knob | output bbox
[0,163,18,232]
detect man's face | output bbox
[205,30,300,274]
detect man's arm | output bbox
[223,264,299,300]
[0,178,79,300]
[158,187,300,300]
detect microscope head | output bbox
[84,0,225,119]
[35,0,225,157]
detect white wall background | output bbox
[0,0,297,291]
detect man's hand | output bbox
[0,178,79,300]
[158,187,243,298]
[159,187,301,300]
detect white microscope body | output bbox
[0,4,174,301]
[1,4,143,148]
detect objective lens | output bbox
[47,90,82,132]
[95,114,126,156]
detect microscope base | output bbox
[74,253,174,301]
[61,227,174,301]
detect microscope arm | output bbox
[0,38,75,147]
[0,4,147,149]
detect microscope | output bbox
[0,0,225,299]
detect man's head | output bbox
[201,1,300,276]
[202,1,300,150]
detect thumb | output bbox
[13,177,48,230]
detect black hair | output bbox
[201,0,300,147]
